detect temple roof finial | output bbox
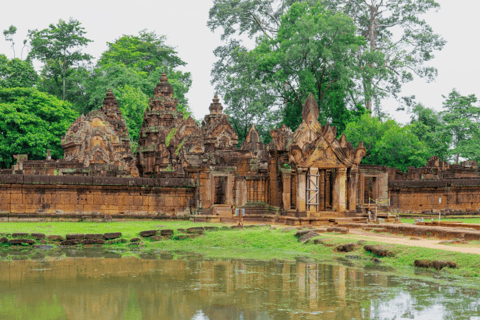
[302,93,319,127]
[209,95,223,114]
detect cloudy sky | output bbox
[1,0,479,124]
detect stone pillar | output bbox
[282,171,292,210]
[325,170,331,209]
[226,173,235,206]
[334,168,347,212]
[296,168,307,212]
[319,170,325,211]
[268,150,281,207]
[235,177,246,207]
[308,167,319,214]
[348,169,358,211]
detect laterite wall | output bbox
[389,179,480,213]
[0,175,196,215]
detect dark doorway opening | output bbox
[214,176,227,204]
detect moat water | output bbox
[0,249,479,319]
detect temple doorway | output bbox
[214,176,227,204]
[306,168,334,212]
[363,176,377,204]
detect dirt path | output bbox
[333,229,480,255]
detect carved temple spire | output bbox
[101,88,120,112]
[209,95,223,115]
[302,93,319,127]
[154,73,174,98]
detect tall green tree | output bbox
[321,0,446,112]
[409,103,450,162]
[441,89,480,163]
[3,25,17,58]
[0,54,38,88]
[0,87,78,168]
[28,18,93,101]
[208,0,445,113]
[113,84,149,151]
[212,40,278,145]
[252,3,365,131]
[84,30,193,118]
[344,113,429,171]
[99,30,185,74]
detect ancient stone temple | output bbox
[137,73,198,176]
[270,94,366,217]
[0,75,372,219]
[61,89,139,177]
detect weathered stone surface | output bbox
[30,233,46,240]
[186,227,204,234]
[85,234,103,240]
[83,239,105,245]
[326,227,349,234]
[140,230,158,237]
[160,229,174,236]
[66,234,85,240]
[151,236,163,241]
[414,260,457,270]
[298,231,317,243]
[9,239,35,245]
[294,230,311,238]
[130,238,141,242]
[336,243,356,252]
[364,245,395,257]
[62,89,139,177]
[313,238,333,246]
[61,240,78,246]
[0,237,8,243]
[47,235,65,242]
[12,233,28,238]
[203,226,219,231]
[103,232,122,240]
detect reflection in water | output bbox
[0,253,478,320]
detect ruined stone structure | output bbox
[357,156,480,214]
[0,75,367,218]
[62,89,139,177]
[6,73,480,217]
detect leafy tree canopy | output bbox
[0,54,39,88]
[0,87,78,168]
[28,18,93,101]
[208,0,445,114]
[344,113,429,171]
[441,89,480,163]
[409,103,451,162]
[98,30,186,74]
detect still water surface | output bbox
[0,249,479,320]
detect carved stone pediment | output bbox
[287,93,366,169]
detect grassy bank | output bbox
[1,221,480,281]
[401,217,480,224]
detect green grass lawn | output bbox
[401,217,480,224]
[1,221,480,281]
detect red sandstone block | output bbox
[133,196,143,206]
[165,197,174,207]
[10,193,22,205]
[10,204,24,213]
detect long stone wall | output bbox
[0,175,195,216]
[389,179,480,213]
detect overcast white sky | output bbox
[1,0,479,124]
